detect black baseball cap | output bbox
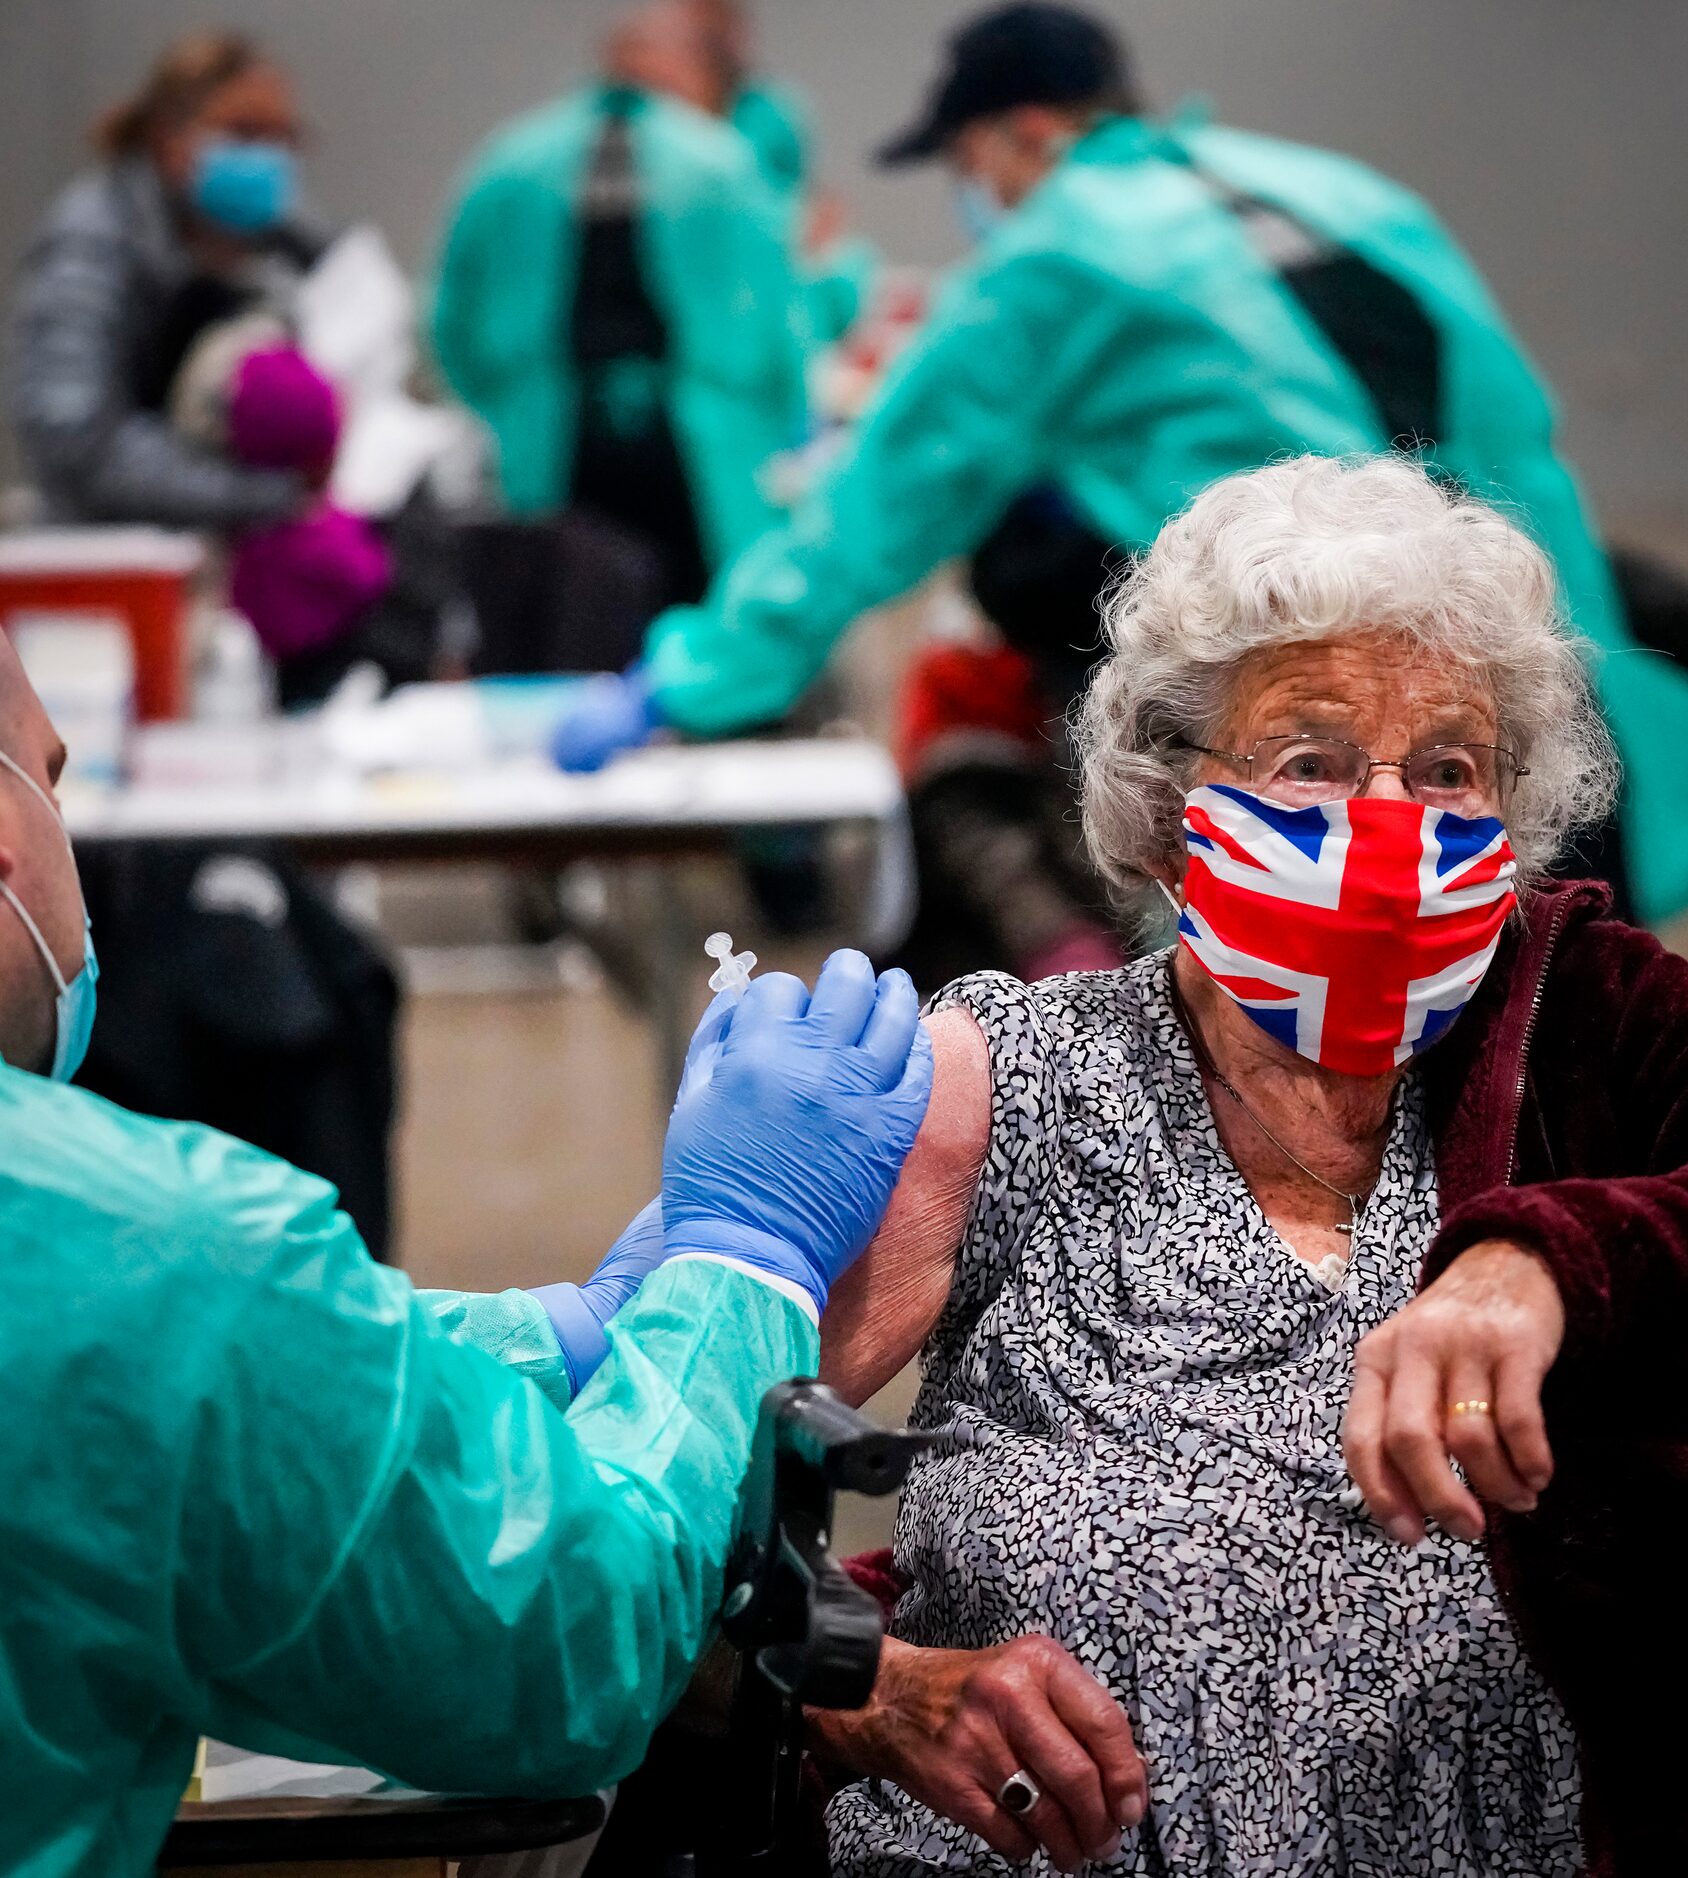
[877,3,1132,166]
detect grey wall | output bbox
[4,1,1685,529]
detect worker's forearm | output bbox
[644,527,884,737]
[486,1258,819,1792]
[211,1258,816,1797]
[642,261,1080,739]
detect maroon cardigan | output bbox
[1420,877,1688,1876]
[849,880,1688,1875]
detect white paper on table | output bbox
[317,680,492,774]
[295,226,415,398]
[198,1742,389,1803]
[201,1743,610,1875]
[332,394,477,518]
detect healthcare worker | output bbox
[685,0,812,204]
[0,628,933,1876]
[431,1,808,612]
[9,31,324,526]
[553,0,1688,936]
[685,0,876,344]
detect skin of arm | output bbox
[819,1008,991,1406]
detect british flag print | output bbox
[1176,784,1519,1076]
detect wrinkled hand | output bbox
[662,950,933,1316]
[813,1635,1147,1872]
[1343,1239,1565,1546]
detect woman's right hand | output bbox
[811,1634,1148,1872]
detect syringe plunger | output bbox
[705,930,758,996]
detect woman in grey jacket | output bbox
[8,31,324,527]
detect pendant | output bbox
[1312,1251,1350,1293]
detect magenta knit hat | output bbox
[227,346,342,472]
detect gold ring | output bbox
[1449,1400,1492,1417]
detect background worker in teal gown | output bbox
[684,0,877,343]
[431,2,808,610]
[552,0,1688,935]
[0,629,934,1878]
[685,0,810,204]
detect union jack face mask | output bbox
[1171,783,1518,1077]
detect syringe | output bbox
[705,930,758,997]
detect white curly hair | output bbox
[1075,454,1619,928]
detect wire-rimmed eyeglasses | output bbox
[1179,735,1528,815]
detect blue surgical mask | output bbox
[190,137,297,235]
[953,179,1005,245]
[0,750,98,1083]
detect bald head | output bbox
[683,0,752,81]
[604,2,732,115]
[0,636,66,809]
[0,634,83,1075]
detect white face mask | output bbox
[0,749,98,1083]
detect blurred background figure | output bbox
[6,30,456,706]
[216,348,394,705]
[8,31,319,531]
[553,0,1688,983]
[431,0,808,675]
[687,0,879,346]
[1,32,438,1255]
[688,0,810,201]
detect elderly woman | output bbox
[809,452,1679,1876]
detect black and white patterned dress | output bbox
[827,957,1580,1877]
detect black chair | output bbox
[586,1383,926,1878]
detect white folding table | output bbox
[64,736,914,1091]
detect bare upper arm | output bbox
[819,1005,991,1406]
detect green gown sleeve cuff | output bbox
[416,1285,575,1414]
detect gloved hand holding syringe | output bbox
[529,932,931,1377]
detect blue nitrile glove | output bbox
[661,949,934,1319]
[523,997,752,1393]
[528,1197,666,1395]
[549,665,662,773]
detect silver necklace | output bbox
[1168,965,1369,1235]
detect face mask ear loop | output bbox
[0,749,81,1000]
[0,879,69,998]
[0,749,74,858]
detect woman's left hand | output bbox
[1343,1239,1564,1546]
